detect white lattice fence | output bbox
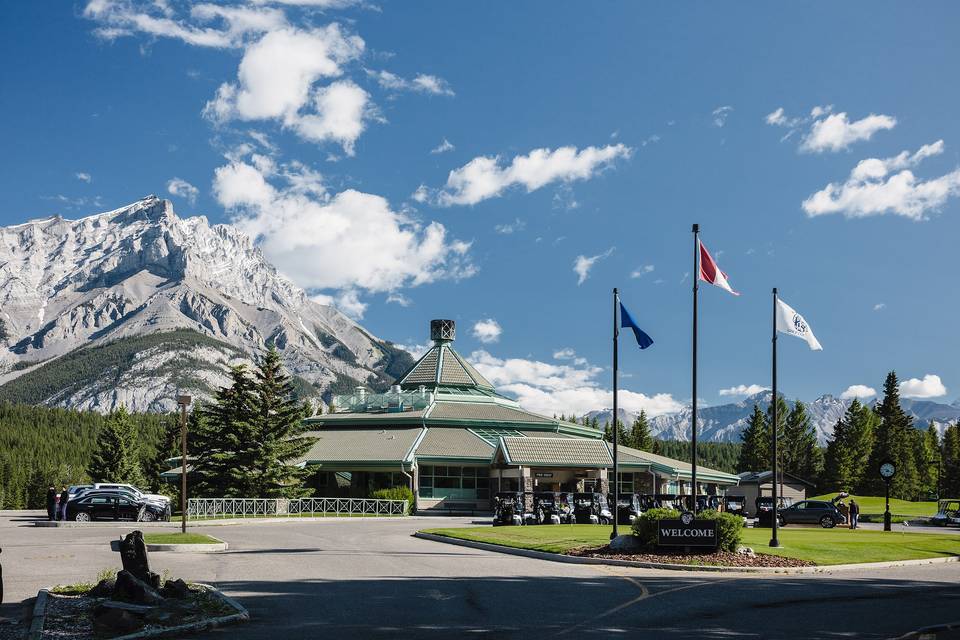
[188,497,408,519]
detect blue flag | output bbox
[619,302,653,349]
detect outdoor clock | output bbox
[879,461,896,480]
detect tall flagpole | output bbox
[611,287,620,539]
[770,287,781,548]
[691,224,699,514]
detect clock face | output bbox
[880,462,896,478]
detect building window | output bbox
[418,465,489,500]
[616,472,634,495]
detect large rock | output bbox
[92,601,155,636]
[112,570,164,606]
[161,578,191,600]
[88,577,116,598]
[608,534,645,553]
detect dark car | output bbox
[65,493,166,522]
[73,489,170,521]
[777,499,845,528]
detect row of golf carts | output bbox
[492,491,742,526]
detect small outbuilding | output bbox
[727,470,816,515]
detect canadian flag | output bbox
[698,240,739,296]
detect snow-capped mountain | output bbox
[587,392,960,445]
[0,196,411,412]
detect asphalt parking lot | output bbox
[1,510,959,639]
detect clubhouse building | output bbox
[298,320,739,513]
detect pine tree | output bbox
[629,410,655,451]
[87,406,145,485]
[821,418,849,491]
[941,422,960,498]
[602,418,629,446]
[782,401,822,483]
[737,404,769,472]
[915,422,940,499]
[248,346,315,497]
[865,372,920,499]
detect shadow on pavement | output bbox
[193,574,960,640]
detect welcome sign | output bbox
[657,515,718,548]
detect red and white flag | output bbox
[698,240,739,296]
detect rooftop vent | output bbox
[430,319,456,344]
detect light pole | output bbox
[177,395,191,534]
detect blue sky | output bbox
[2,2,959,417]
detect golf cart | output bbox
[656,494,686,511]
[723,495,746,516]
[755,495,793,527]
[931,499,960,527]
[572,492,613,524]
[532,492,574,524]
[679,495,722,512]
[609,494,642,525]
[637,494,662,511]
[493,492,528,526]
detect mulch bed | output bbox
[568,545,814,568]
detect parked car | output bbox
[931,499,960,527]
[777,499,846,528]
[532,492,573,524]
[65,493,167,522]
[92,483,170,505]
[67,484,93,500]
[493,492,528,526]
[572,492,612,524]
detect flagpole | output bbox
[770,287,781,548]
[691,223,699,514]
[611,287,620,539]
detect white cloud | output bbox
[873,303,886,312]
[311,289,367,319]
[494,218,525,234]
[899,374,947,399]
[75,172,92,183]
[202,25,369,154]
[386,292,411,307]
[213,154,475,299]
[718,384,770,397]
[368,70,455,96]
[802,140,960,220]
[398,341,432,359]
[469,350,683,417]
[573,248,614,285]
[712,105,733,127]
[83,0,287,49]
[552,348,587,366]
[166,177,199,204]
[840,384,876,400]
[472,318,502,344]
[430,138,455,154]
[800,111,896,153]
[432,144,633,206]
[630,264,654,278]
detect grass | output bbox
[144,532,221,544]
[50,568,118,595]
[811,493,938,523]
[421,524,960,566]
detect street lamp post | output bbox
[177,395,191,534]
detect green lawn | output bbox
[811,493,937,522]
[420,524,960,565]
[143,532,222,544]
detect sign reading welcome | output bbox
[657,515,718,548]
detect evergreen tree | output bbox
[737,404,769,472]
[602,418,629,446]
[628,410,655,451]
[942,422,960,498]
[247,346,316,497]
[865,372,920,499]
[821,418,850,491]
[87,406,145,485]
[915,422,940,499]
[782,401,822,483]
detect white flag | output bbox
[775,298,822,351]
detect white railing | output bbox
[187,497,409,520]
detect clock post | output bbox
[879,460,896,532]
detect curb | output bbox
[28,583,248,640]
[413,532,960,575]
[108,537,229,553]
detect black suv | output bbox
[777,499,845,528]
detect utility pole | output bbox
[177,395,191,534]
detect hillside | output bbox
[0,196,413,411]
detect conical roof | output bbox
[397,320,495,391]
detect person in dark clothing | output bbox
[46,486,57,521]
[849,498,860,529]
[59,487,70,522]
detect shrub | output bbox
[694,509,744,552]
[631,507,680,549]
[371,486,415,514]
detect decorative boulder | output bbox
[92,601,155,636]
[608,534,645,553]
[89,577,116,598]
[161,578,191,600]
[112,570,164,606]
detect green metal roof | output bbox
[609,443,740,484]
[498,436,613,468]
[295,427,424,466]
[415,427,495,459]
[398,344,495,391]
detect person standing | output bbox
[849,498,860,530]
[837,500,849,526]
[46,486,57,521]
[59,486,70,521]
